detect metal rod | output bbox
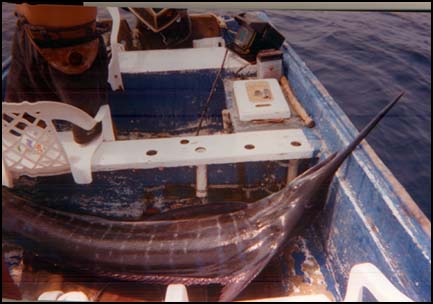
[195,48,229,136]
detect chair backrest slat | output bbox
[2,103,70,177]
[2,101,111,187]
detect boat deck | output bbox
[14,236,334,302]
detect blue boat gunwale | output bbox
[281,41,430,301]
[282,42,431,238]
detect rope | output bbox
[195,48,229,136]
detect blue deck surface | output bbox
[109,71,226,134]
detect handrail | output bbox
[106,7,124,91]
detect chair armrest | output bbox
[107,7,124,91]
[94,104,115,141]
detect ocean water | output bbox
[266,10,431,220]
[2,4,431,220]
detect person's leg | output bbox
[47,36,108,144]
[6,19,109,144]
[5,18,58,103]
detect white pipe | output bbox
[165,284,189,302]
[287,159,299,184]
[196,165,208,198]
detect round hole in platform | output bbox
[291,141,302,147]
[195,147,206,153]
[180,139,189,144]
[146,150,158,156]
[244,144,255,150]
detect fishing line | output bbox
[90,282,111,302]
[195,48,229,136]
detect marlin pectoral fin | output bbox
[145,202,248,221]
[219,254,275,302]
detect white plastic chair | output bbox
[2,101,114,187]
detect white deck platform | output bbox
[119,48,256,74]
[3,101,313,187]
[58,129,314,172]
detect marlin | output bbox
[2,93,404,302]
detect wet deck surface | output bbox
[8,237,333,302]
[17,257,285,302]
